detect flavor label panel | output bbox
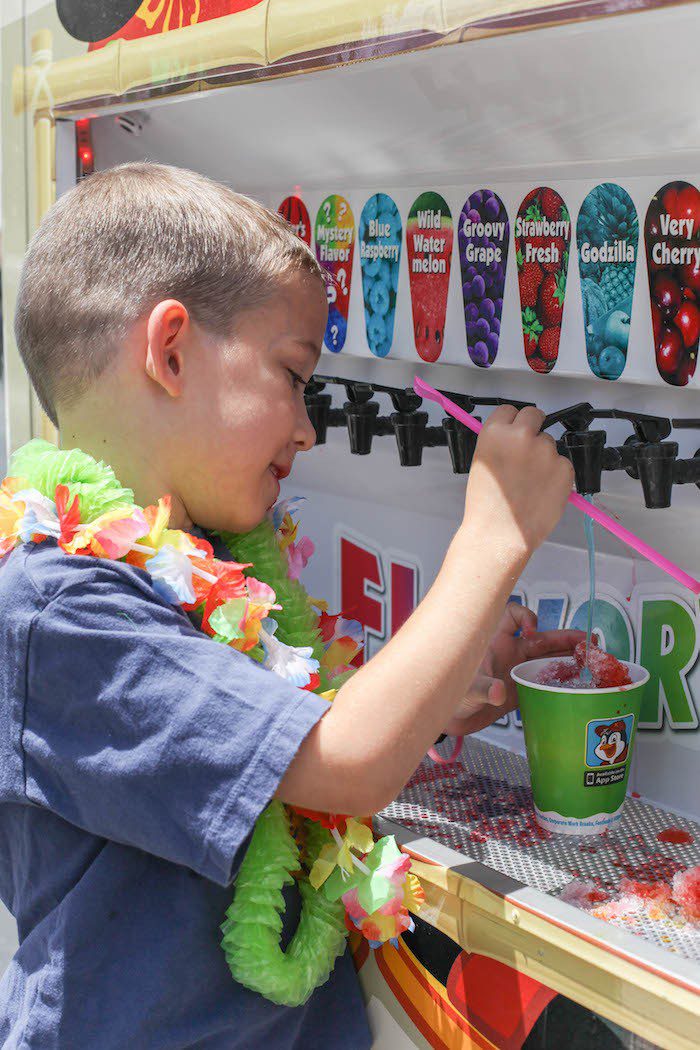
[577,183,638,381]
[516,188,571,373]
[315,194,355,353]
[458,190,509,368]
[278,195,311,246]
[407,191,453,363]
[645,181,700,387]
[359,193,402,358]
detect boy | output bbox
[0,163,577,1047]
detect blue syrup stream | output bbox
[581,497,596,683]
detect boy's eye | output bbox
[288,369,307,391]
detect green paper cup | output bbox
[511,658,649,836]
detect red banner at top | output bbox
[88,1,266,51]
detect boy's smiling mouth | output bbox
[269,462,292,481]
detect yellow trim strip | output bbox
[12,0,672,117]
[13,3,269,116]
[411,860,700,1050]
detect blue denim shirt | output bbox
[0,540,370,1048]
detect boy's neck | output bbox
[58,413,193,532]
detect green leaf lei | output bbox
[1,438,421,1003]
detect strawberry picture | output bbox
[539,271,566,326]
[517,259,543,308]
[516,187,571,373]
[541,188,562,221]
[539,326,561,362]
[522,308,543,358]
[543,237,566,274]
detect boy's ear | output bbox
[144,300,190,397]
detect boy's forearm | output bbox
[280,524,528,815]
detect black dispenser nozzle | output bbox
[635,442,678,509]
[308,376,700,505]
[304,392,332,445]
[391,411,429,466]
[674,449,700,489]
[442,417,478,474]
[345,400,380,455]
[304,379,347,445]
[563,430,606,495]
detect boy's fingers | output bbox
[485,404,518,427]
[475,673,507,707]
[525,629,586,657]
[513,406,546,434]
[503,602,537,636]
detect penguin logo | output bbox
[593,720,628,766]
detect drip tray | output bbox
[380,736,700,964]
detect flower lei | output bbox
[0,441,423,1007]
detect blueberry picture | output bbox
[360,194,402,358]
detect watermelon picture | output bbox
[359,193,402,358]
[315,194,355,353]
[278,195,311,246]
[407,191,453,363]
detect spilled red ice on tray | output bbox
[561,864,700,928]
[657,826,694,845]
[535,643,631,689]
[672,865,700,922]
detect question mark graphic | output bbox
[337,268,348,295]
[326,282,337,306]
[330,324,339,348]
[338,200,347,220]
[323,201,331,223]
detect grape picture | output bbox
[278,195,311,246]
[577,183,638,381]
[359,194,402,358]
[516,187,571,373]
[407,191,453,363]
[315,194,355,353]
[458,190,509,368]
[645,181,700,386]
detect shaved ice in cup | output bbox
[511,650,649,836]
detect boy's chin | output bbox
[212,506,271,536]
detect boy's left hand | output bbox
[442,603,585,737]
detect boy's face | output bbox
[178,271,326,534]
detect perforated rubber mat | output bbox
[381,737,700,962]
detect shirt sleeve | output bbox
[21,555,329,886]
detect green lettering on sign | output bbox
[638,598,698,728]
[569,598,632,661]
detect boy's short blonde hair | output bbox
[15,163,325,425]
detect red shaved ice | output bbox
[672,865,700,923]
[536,658,579,686]
[574,641,631,688]
[619,878,672,907]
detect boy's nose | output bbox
[295,404,317,452]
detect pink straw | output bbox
[414,376,700,595]
[428,736,464,765]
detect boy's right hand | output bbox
[463,406,574,557]
[279,404,575,819]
